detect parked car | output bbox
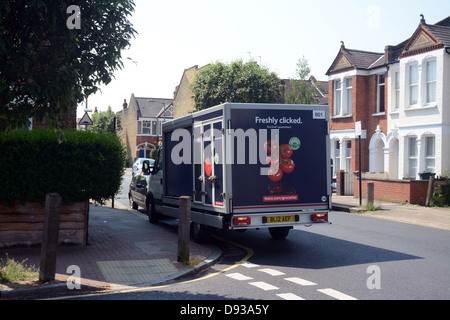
[128,171,161,223]
[129,173,149,210]
[132,158,155,175]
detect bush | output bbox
[0,129,126,206]
[0,255,38,284]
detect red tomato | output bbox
[204,157,212,177]
[279,144,293,159]
[268,167,283,182]
[268,182,283,194]
[266,154,280,169]
[264,140,279,156]
[281,158,295,174]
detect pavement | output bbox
[1,194,449,300]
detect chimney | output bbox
[123,99,128,110]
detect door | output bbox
[193,120,224,207]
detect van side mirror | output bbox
[142,160,152,175]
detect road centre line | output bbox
[277,293,305,300]
[258,268,286,276]
[317,288,358,300]
[285,277,317,286]
[249,281,279,291]
[226,273,253,281]
[240,262,260,268]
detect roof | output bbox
[326,15,450,75]
[326,44,384,75]
[423,24,450,46]
[134,97,173,118]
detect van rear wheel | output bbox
[269,227,291,240]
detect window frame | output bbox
[137,118,158,136]
[424,59,437,105]
[377,74,386,113]
[344,78,353,115]
[408,63,419,107]
[333,80,342,116]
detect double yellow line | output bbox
[43,236,254,300]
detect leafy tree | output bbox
[90,106,121,134]
[191,60,281,111]
[285,57,319,105]
[0,0,136,131]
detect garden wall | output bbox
[0,201,88,248]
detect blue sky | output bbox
[79,0,450,116]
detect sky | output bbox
[78,0,450,118]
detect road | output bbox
[98,171,450,301]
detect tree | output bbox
[90,106,121,134]
[191,60,281,112]
[285,57,319,105]
[0,0,137,131]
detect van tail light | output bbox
[233,217,251,226]
[312,213,328,223]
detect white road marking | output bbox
[241,262,260,268]
[258,268,286,276]
[277,293,305,300]
[226,273,253,281]
[249,281,279,291]
[317,288,358,300]
[285,277,317,286]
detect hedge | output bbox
[0,129,126,206]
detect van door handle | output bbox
[208,175,217,183]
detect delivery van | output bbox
[141,103,331,242]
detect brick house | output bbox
[173,65,328,119]
[326,15,450,205]
[117,94,173,166]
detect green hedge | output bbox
[0,129,126,206]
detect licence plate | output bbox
[267,215,295,224]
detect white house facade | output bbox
[385,17,450,179]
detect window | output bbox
[425,136,435,173]
[377,74,385,113]
[334,80,342,116]
[137,119,158,136]
[334,140,341,174]
[345,140,352,172]
[425,60,436,104]
[394,71,400,111]
[407,137,418,177]
[408,64,419,106]
[345,78,352,115]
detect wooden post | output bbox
[426,175,435,207]
[178,196,191,263]
[367,182,374,206]
[39,193,62,283]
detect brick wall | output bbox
[353,174,429,206]
[174,66,198,119]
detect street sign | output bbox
[355,121,362,137]
[79,112,93,126]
